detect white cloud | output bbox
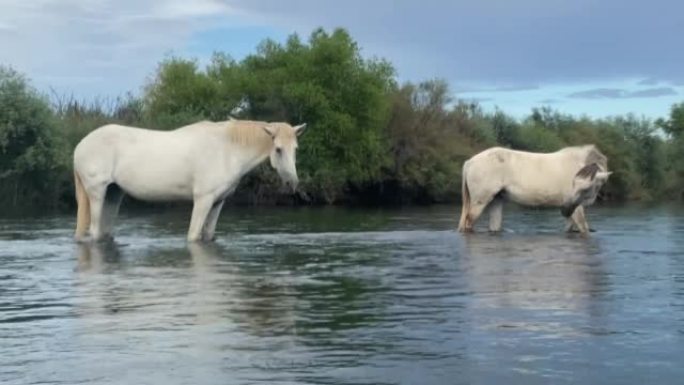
[153,0,234,19]
[0,0,240,98]
[0,21,14,31]
[0,0,681,118]
[221,0,684,86]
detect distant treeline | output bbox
[1,28,683,211]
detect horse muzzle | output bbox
[283,179,298,194]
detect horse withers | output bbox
[457,145,611,234]
[73,118,306,243]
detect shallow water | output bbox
[1,204,683,384]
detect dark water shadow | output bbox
[75,241,123,273]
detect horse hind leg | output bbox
[86,182,109,242]
[74,171,91,242]
[464,194,496,232]
[459,179,499,232]
[463,203,487,232]
[100,184,124,241]
[488,197,504,233]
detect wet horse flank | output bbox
[73,118,306,243]
[457,145,611,234]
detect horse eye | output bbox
[275,147,282,155]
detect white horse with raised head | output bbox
[457,145,611,234]
[73,118,306,243]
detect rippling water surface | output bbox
[1,204,683,384]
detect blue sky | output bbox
[1,0,682,119]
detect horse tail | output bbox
[458,161,471,232]
[74,170,90,240]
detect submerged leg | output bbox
[461,186,498,232]
[488,198,504,232]
[87,183,108,241]
[463,200,492,232]
[100,185,124,240]
[202,199,226,242]
[568,205,590,234]
[74,172,90,241]
[188,195,215,242]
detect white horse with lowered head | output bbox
[73,118,306,243]
[457,145,611,234]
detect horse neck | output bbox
[233,140,272,176]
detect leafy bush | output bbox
[0,67,65,209]
[1,28,683,210]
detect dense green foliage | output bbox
[1,28,683,211]
[0,67,65,208]
[142,30,396,203]
[658,103,684,199]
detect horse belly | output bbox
[504,184,565,207]
[114,162,194,202]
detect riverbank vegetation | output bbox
[1,28,683,211]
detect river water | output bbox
[1,204,683,384]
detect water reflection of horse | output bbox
[75,241,298,337]
[459,234,608,316]
[76,241,123,273]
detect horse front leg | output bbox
[567,205,590,234]
[201,199,226,242]
[188,195,215,242]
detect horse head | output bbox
[561,163,612,217]
[262,122,307,192]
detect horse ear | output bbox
[595,171,612,182]
[294,123,307,137]
[262,125,276,138]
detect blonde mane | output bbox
[224,119,273,147]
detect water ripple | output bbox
[1,205,683,384]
